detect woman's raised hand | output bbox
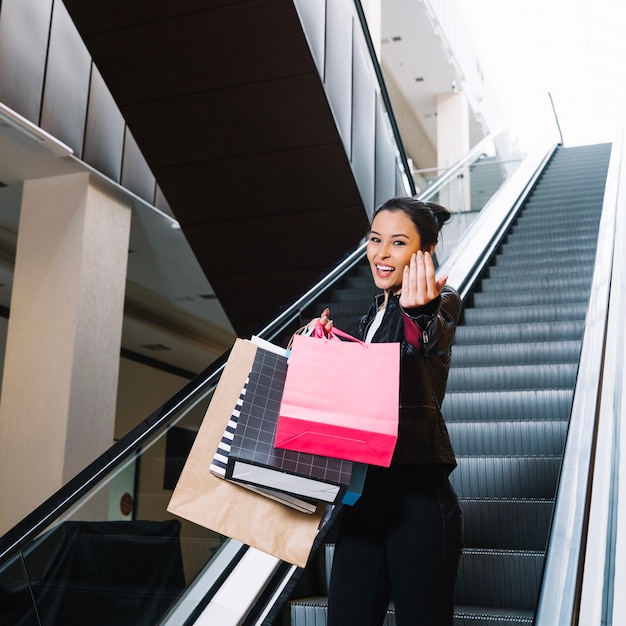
[399,251,448,309]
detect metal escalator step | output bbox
[454,605,533,625]
[344,275,376,290]
[492,249,592,265]
[479,273,592,292]
[472,290,589,308]
[513,212,600,227]
[450,456,561,498]
[456,549,544,610]
[447,420,567,456]
[446,363,578,391]
[462,302,587,324]
[460,498,553,550]
[311,300,372,317]
[487,263,589,279]
[330,288,378,302]
[287,597,535,625]
[442,389,574,421]
[451,340,581,366]
[454,321,584,344]
[508,221,598,237]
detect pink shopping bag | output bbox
[275,325,400,466]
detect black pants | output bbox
[327,464,463,626]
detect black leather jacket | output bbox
[349,285,461,470]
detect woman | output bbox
[315,197,463,625]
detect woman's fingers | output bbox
[308,307,333,334]
[400,251,444,307]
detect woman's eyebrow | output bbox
[369,230,410,238]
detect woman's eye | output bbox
[392,240,405,246]
[369,236,381,243]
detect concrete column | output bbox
[436,91,471,212]
[0,172,131,532]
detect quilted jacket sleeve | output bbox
[401,285,461,354]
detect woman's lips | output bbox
[375,264,394,277]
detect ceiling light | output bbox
[141,343,172,351]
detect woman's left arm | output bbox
[399,251,461,353]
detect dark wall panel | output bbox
[78,1,316,105]
[0,0,52,123]
[121,74,340,168]
[40,0,91,157]
[375,97,397,211]
[83,67,125,183]
[121,128,156,204]
[324,0,353,158]
[351,35,376,212]
[154,145,363,223]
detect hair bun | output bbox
[424,201,451,230]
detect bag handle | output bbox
[313,322,367,346]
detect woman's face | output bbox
[366,209,433,295]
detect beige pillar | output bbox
[0,172,131,532]
[436,91,471,212]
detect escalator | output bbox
[0,142,616,626]
[285,143,612,625]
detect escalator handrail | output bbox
[535,139,623,624]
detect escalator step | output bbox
[451,340,581,366]
[479,273,592,292]
[460,498,553,550]
[463,303,587,324]
[456,549,544,610]
[286,598,535,626]
[492,249,592,266]
[446,363,578,391]
[487,263,589,279]
[472,290,589,308]
[447,420,567,456]
[454,321,584,344]
[442,389,574,421]
[451,456,561,498]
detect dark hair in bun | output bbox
[373,197,451,249]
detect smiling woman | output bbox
[307,196,463,626]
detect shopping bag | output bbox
[167,339,325,568]
[221,347,354,504]
[209,345,353,512]
[275,325,400,466]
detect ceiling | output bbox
[0,0,486,376]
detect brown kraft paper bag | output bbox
[167,338,326,568]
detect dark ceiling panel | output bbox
[121,74,340,167]
[153,145,363,222]
[69,1,317,103]
[62,0,367,335]
[62,0,243,36]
